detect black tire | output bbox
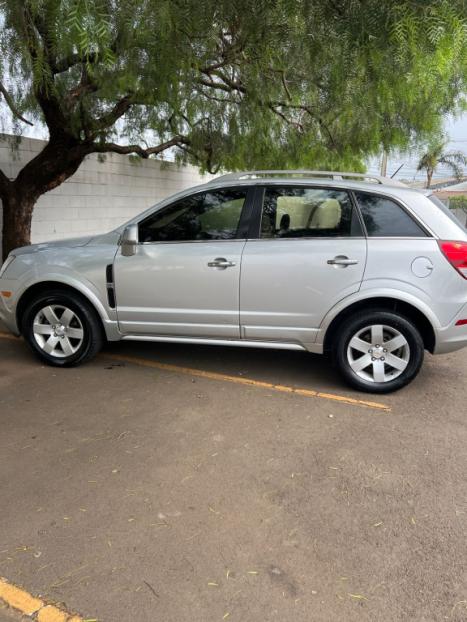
[22,289,104,367]
[333,309,424,393]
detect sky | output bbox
[367,113,467,182]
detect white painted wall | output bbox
[0,134,212,255]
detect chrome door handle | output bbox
[327,256,359,267]
[208,257,236,269]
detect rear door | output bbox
[239,185,367,347]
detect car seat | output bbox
[309,198,342,229]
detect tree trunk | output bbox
[1,136,89,260]
[1,190,37,260]
[426,169,433,189]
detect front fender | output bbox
[18,271,110,318]
[13,271,121,341]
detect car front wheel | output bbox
[334,310,425,393]
[22,290,103,367]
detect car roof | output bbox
[203,170,424,200]
[208,170,406,187]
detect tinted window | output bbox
[428,194,467,233]
[260,187,361,238]
[139,189,247,242]
[355,191,427,237]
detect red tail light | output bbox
[438,241,467,279]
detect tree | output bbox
[1,0,467,259]
[417,139,467,188]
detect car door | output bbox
[239,185,367,347]
[113,186,253,338]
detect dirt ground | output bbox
[1,330,467,622]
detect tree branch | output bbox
[34,10,90,74]
[89,136,191,158]
[91,94,135,132]
[53,33,121,74]
[21,6,68,135]
[194,87,239,105]
[54,51,99,74]
[268,101,338,149]
[0,81,34,126]
[268,104,303,131]
[201,68,247,94]
[65,68,99,103]
[281,72,292,101]
[196,72,338,147]
[317,117,338,150]
[196,78,240,94]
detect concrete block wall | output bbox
[0,135,213,256]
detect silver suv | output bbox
[1,170,467,393]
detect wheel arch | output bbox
[16,281,107,338]
[323,296,436,354]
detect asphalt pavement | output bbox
[1,329,467,621]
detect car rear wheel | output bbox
[334,310,424,393]
[22,290,103,367]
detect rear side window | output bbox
[260,186,362,238]
[354,191,427,237]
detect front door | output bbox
[240,185,367,347]
[113,187,252,338]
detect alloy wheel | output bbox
[346,324,410,383]
[33,305,84,358]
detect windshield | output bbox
[428,195,467,233]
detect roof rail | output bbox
[209,170,406,187]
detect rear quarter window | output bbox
[428,194,467,233]
[354,191,427,237]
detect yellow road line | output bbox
[0,331,390,412]
[0,331,18,341]
[0,577,85,621]
[105,353,391,412]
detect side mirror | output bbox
[121,224,139,256]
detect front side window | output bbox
[260,186,361,238]
[139,189,248,243]
[354,191,427,237]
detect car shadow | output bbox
[102,339,343,393]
